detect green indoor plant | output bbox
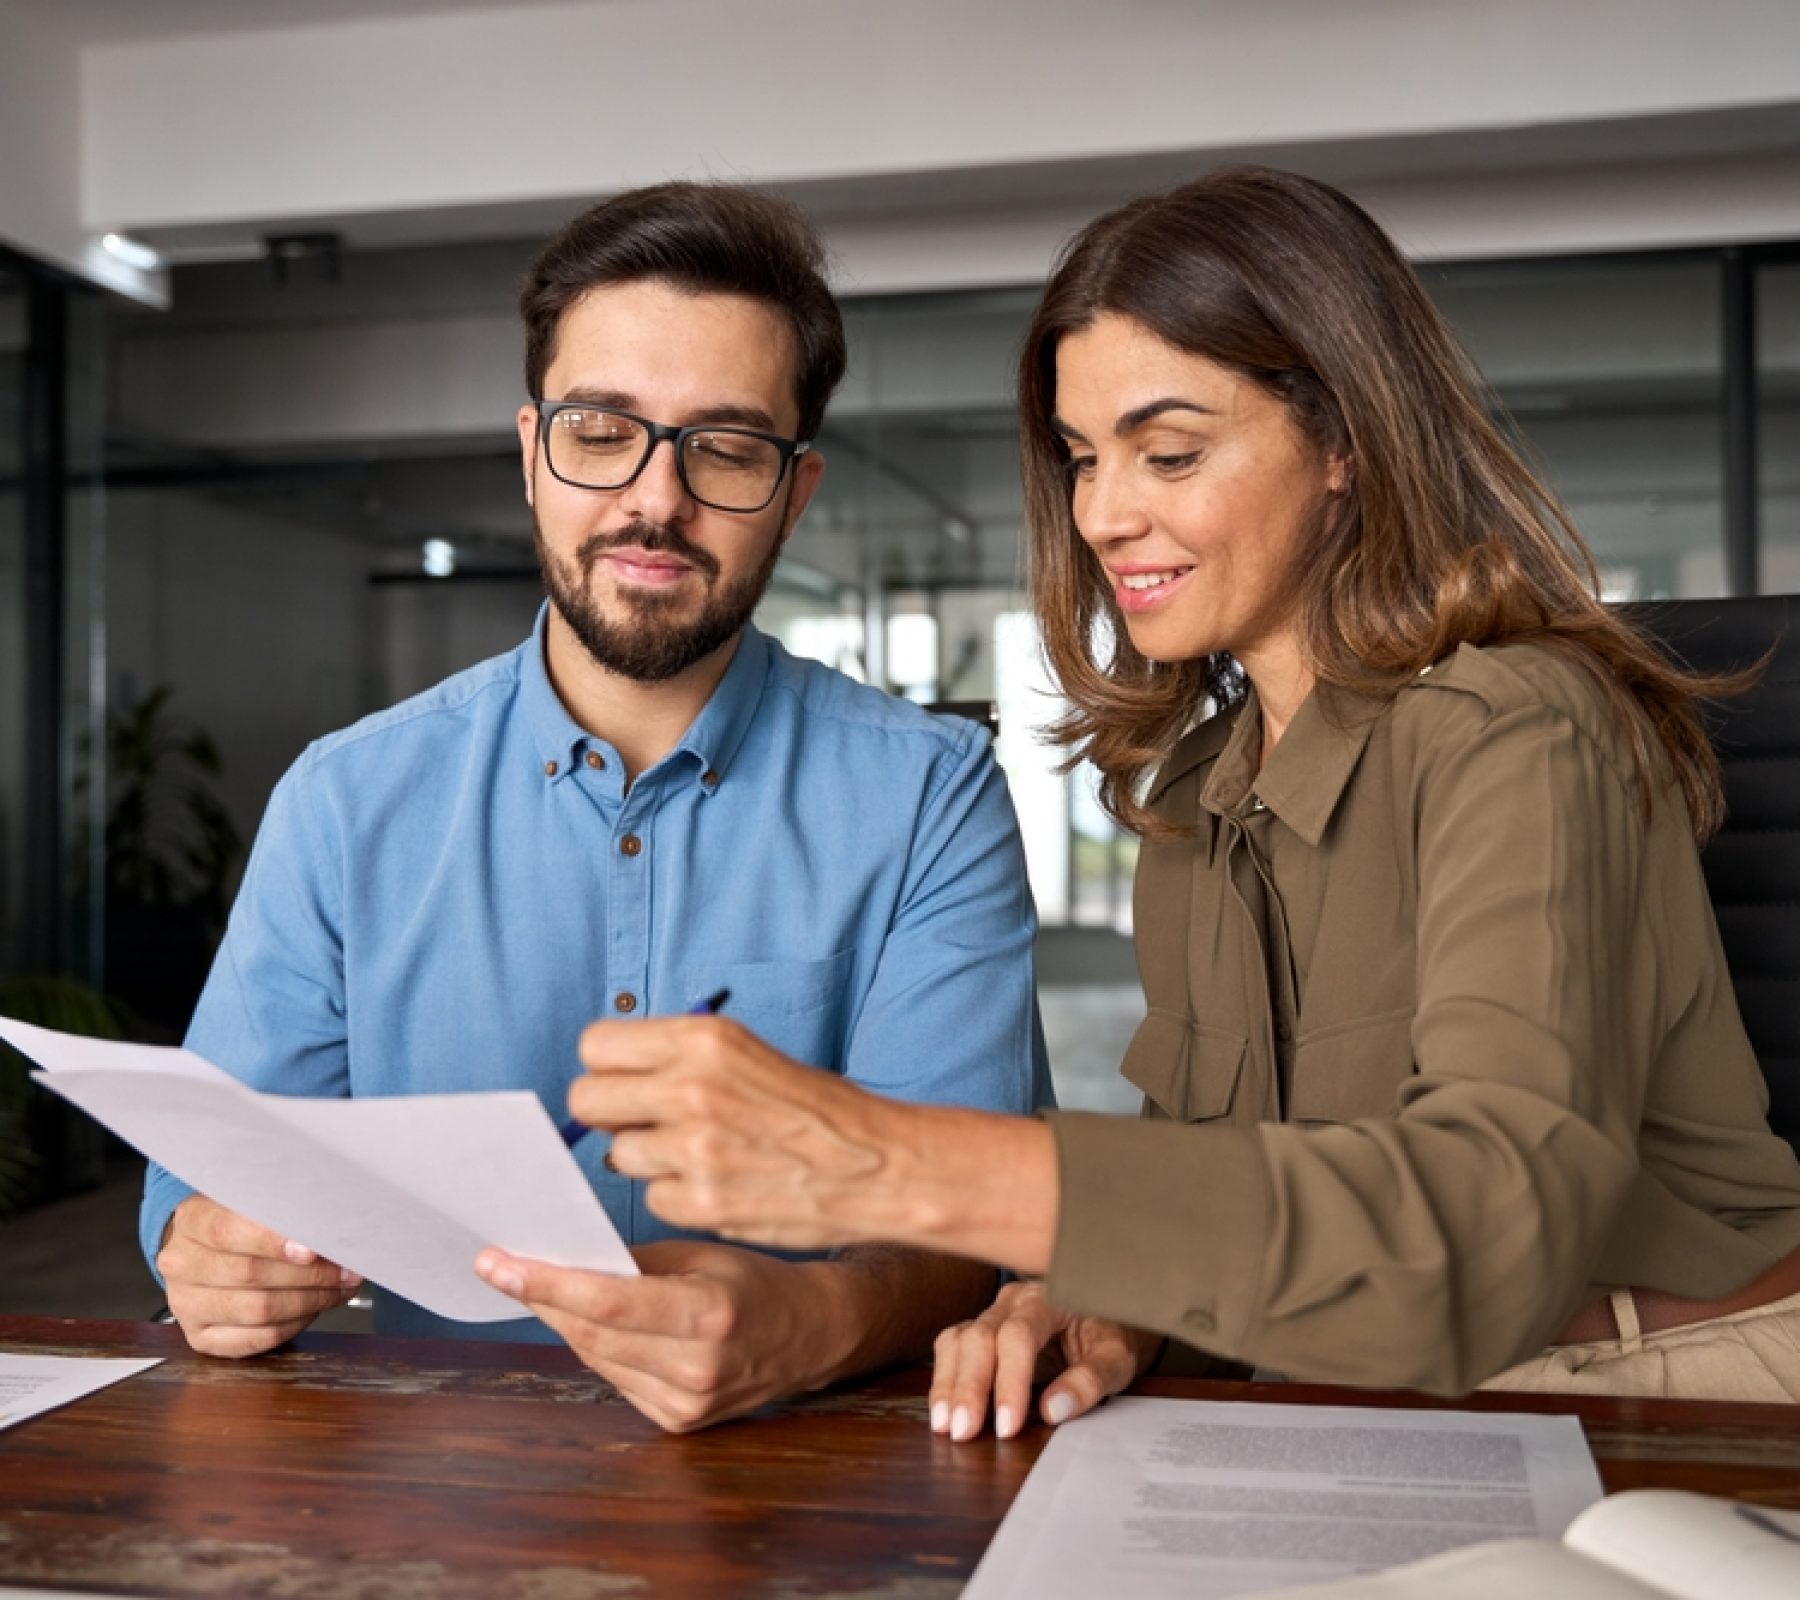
[0,975,125,1217]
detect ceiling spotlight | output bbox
[422,539,456,578]
[100,233,164,272]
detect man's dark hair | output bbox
[520,182,847,440]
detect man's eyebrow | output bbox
[555,386,636,410]
[550,388,780,433]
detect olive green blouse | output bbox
[1046,641,1800,1393]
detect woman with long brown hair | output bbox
[540,167,1800,1431]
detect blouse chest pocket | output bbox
[1287,1010,1415,1125]
[1121,1009,1247,1123]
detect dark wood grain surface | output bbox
[3,1314,1798,1598]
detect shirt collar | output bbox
[1147,680,1382,846]
[521,602,596,780]
[669,623,768,792]
[520,602,770,794]
[1230,680,1383,846]
[1146,705,1239,805]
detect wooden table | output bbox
[3,1314,1799,1598]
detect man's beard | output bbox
[535,512,782,684]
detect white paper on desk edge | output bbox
[0,1353,163,1432]
[0,1015,638,1323]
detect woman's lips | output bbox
[1111,566,1194,613]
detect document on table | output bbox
[963,1397,1604,1600]
[0,1353,163,1432]
[0,1016,638,1323]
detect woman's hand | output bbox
[572,1014,933,1251]
[570,1015,1060,1274]
[928,1279,1162,1440]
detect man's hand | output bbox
[929,1279,1161,1441]
[157,1195,363,1358]
[474,1238,864,1432]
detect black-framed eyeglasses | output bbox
[535,401,811,514]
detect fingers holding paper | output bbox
[475,1239,842,1432]
[158,1194,363,1359]
[929,1279,1155,1441]
[566,1016,922,1252]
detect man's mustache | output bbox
[575,520,720,581]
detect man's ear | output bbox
[779,449,826,545]
[516,404,540,507]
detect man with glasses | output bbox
[141,183,1049,1431]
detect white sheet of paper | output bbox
[0,1353,163,1432]
[0,1016,637,1323]
[963,1397,1604,1600]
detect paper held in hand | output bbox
[0,1016,638,1322]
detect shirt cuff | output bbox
[1044,1111,1272,1359]
[139,1164,198,1288]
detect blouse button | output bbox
[614,993,637,1014]
[585,750,605,770]
[620,834,642,857]
[543,760,558,777]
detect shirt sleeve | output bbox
[842,720,1053,1118]
[139,753,352,1279]
[1047,689,1653,1393]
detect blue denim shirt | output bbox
[142,610,1050,1338]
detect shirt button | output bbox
[1275,1020,1292,1043]
[585,750,605,770]
[543,759,558,777]
[614,993,637,1014]
[702,768,720,788]
[619,833,642,857]
[1250,796,1266,812]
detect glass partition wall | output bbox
[0,255,106,984]
[0,267,26,975]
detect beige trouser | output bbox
[1480,1288,1800,1403]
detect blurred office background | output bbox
[3,0,1800,1307]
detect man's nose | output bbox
[621,437,694,524]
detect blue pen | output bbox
[559,987,731,1149]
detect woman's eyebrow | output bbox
[1113,398,1218,434]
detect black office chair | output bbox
[1624,596,1800,1157]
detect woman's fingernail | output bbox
[1045,1391,1075,1425]
[930,1401,949,1433]
[995,1405,1016,1438]
[283,1240,317,1265]
[338,1268,363,1286]
[951,1406,974,1441]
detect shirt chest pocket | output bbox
[686,949,854,1070]
[1121,1009,1247,1123]
[1287,1010,1415,1125]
